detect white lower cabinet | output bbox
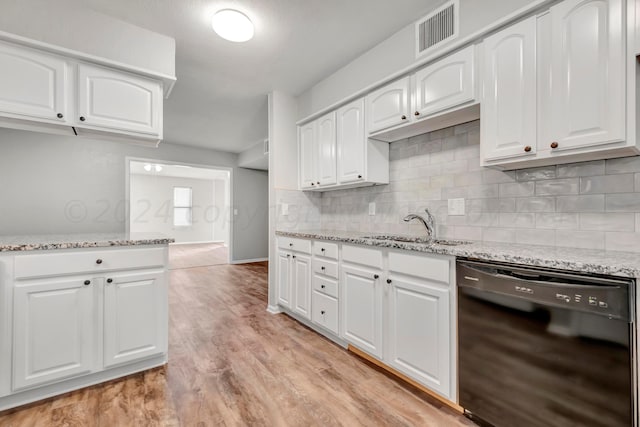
[341,263,384,359]
[386,276,451,398]
[104,270,166,368]
[2,246,168,410]
[291,254,312,319]
[311,291,339,335]
[13,276,96,391]
[276,240,312,320]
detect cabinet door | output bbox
[337,98,366,184]
[0,41,68,123]
[341,264,383,358]
[104,270,166,368]
[292,254,312,319]
[77,63,162,136]
[13,277,95,390]
[414,46,476,117]
[387,276,451,398]
[366,77,411,134]
[277,250,292,308]
[549,0,624,150]
[481,17,537,163]
[299,122,317,189]
[316,112,337,187]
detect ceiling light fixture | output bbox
[144,164,152,172]
[155,164,163,172]
[212,9,254,42]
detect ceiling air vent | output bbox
[416,0,458,58]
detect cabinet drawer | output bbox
[388,251,450,284]
[278,237,311,254]
[14,247,166,280]
[342,245,383,269]
[313,275,339,299]
[313,259,338,279]
[313,241,338,259]
[312,291,339,335]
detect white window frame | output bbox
[173,186,193,227]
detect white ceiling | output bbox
[75,0,442,153]
[130,161,230,180]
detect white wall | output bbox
[214,179,230,246]
[0,0,175,76]
[296,0,542,119]
[0,127,266,262]
[238,140,268,171]
[130,174,215,244]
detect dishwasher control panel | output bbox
[457,261,631,321]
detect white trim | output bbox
[0,30,176,98]
[125,156,234,265]
[169,240,226,246]
[296,0,558,126]
[266,305,282,314]
[231,257,268,265]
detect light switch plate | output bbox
[368,202,376,216]
[448,198,465,216]
[282,203,289,216]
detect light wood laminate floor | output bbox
[0,262,473,426]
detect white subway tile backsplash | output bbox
[579,213,635,231]
[556,195,605,212]
[605,193,640,212]
[605,157,640,174]
[557,160,605,178]
[580,174,635,194]
[284,121,640,251]
[535,178,579,196]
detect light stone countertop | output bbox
[0,232,174,252]
[276,229,640,278]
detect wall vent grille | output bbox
[416,0,458,57]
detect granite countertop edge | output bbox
[276,230,640,278]
[0,234,175,253]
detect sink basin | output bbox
[362,235,471,246]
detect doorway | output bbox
[127,159,232,268]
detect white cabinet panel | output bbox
[414,46,475,117]
[77,63,162,136]
[337,98,366,183]
[316,112,337,186]
[13,278,95,390]
[341,264,383,358]
[387,277,451,398]
[299,121,317,189]
[104,270,165,368]
[549,0,625,151]
[366,77,411,133]
[292,254,311,320]
[276,250,292,308]
[0,41,68,123]
[481,17,537,162]
[312,291,339,335]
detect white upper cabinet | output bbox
[77,63,163,137]
[316,112,337,187]
[299,122,317,190]
[481,16,537,163]
[548,0,624,151]
[414,45,476,118]
[0,41,68,124]
[366,77,411,133]
[337,99,366,184]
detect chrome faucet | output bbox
[403,209,435,239]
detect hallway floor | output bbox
[169,242,228,269]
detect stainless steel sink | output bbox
[362,235,471,246]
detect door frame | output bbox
[125,156,234,264]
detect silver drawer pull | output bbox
[464,276,479,282]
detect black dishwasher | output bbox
[457,260,634,427]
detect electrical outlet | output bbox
[368,202,376,216]
[282,203,289,216]
[448,198,465,216]
[234,209,238,216]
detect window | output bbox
[173,187,192,227]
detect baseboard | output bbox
[347,345,463,414]
[266,304,282,314]
[231,257,268,264]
